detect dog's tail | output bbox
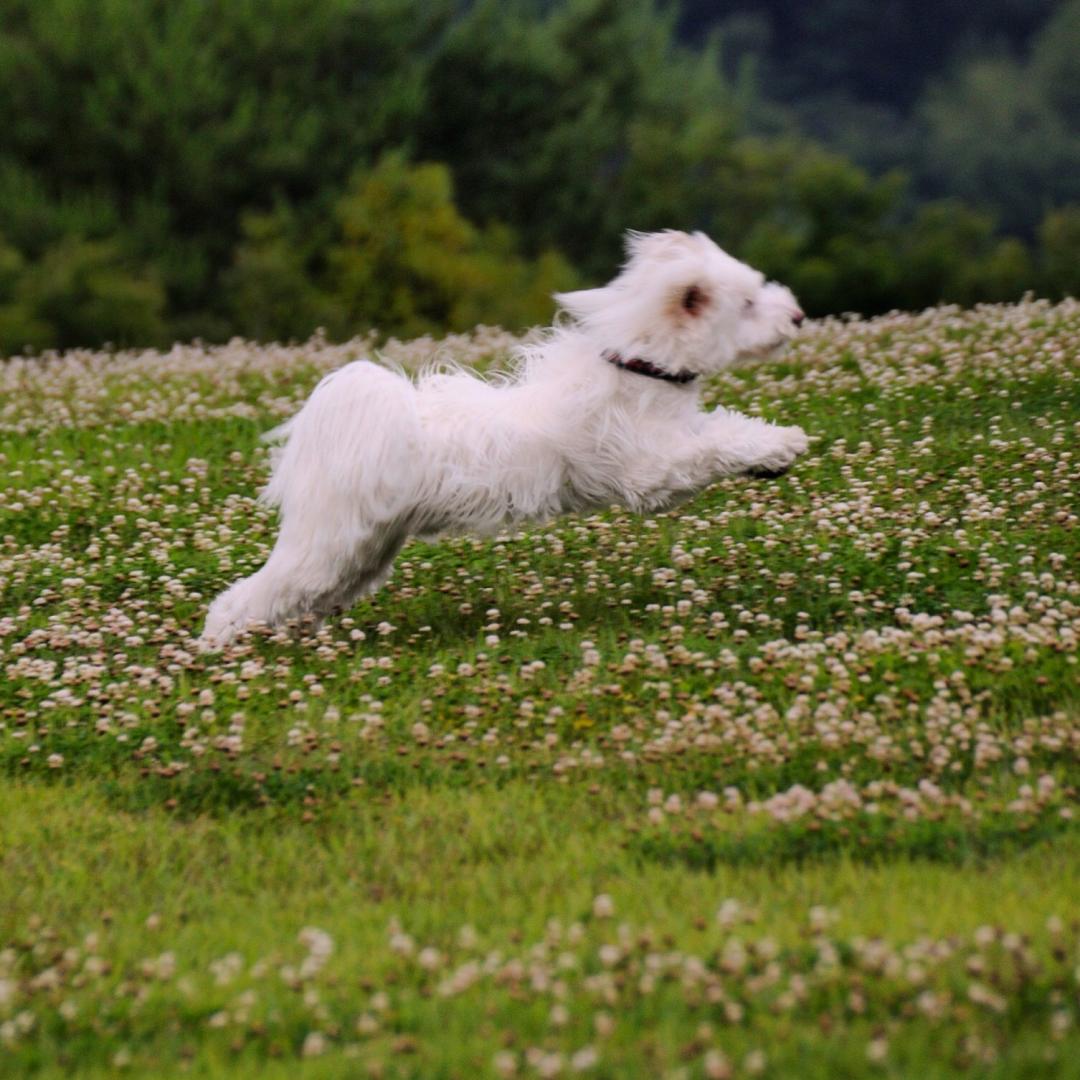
[260,360,421,527]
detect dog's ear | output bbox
[677,284,710,318]
[554,287,611,322]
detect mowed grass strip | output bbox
[3,783,1080,1078]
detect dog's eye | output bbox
[743,298,755,311]
[681,285,707,315]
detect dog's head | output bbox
[555,230,804,377]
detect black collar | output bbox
[603,349,698,385]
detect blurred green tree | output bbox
[0,0,1073,351]
[414,0,741,276]
[919,0,1080,236]
[224,208,338,343]
[1039,206,1080,300]
[225,156,577,342]
[0,0,448,324]
[327,155,577,337]
[0,235,165,354]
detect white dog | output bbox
[199,230,807,648]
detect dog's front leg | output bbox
[612,431,749,511]
[705,409,808,478]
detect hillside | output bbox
[1,302,1079,1076]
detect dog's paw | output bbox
[196,631,225,653]
[196,620,238,653]
[746,462,792,479]
[746,425,809,478]
[782,424,810,457]
[197,616,259,653]
[198,595,251,652]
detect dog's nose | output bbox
[792,310,805,327]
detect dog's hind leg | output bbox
[199,525,406,647]
[304,525,409,620]
[199,360,421,649]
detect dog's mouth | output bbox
[739,336,791,361]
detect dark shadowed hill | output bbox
[678,0,1059,108]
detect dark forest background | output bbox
[1,0,1077,353]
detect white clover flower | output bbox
[704,1050,732,1079]
[302,1031,327,1057]
[493,1050,518,1077]
[417,947,442,971]
[592,894,615,919]
[866,1037,888,1064]
[570,1045,598,1071]
[744,1049,767,1075]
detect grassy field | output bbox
[1,302,1078,1078]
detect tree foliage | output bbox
[0,0,1074,354]
[226,156,576,342]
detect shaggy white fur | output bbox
[199,230,808,648]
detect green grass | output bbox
[1,302,1079,1077]
[4,783,1080,1078]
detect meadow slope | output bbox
[1,302,1078,1078]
